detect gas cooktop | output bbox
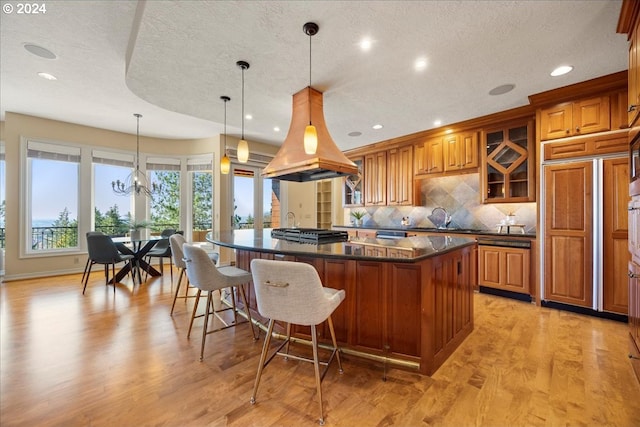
[270,228,349,244]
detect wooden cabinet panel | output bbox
[443,132,479,172]
[353,261,385,349]
[387,263,421,356]
[387,145,413,205]
[543,162,593,307]
[426,137,444,174]
[543,133,627,161]
[573,96,611,135]
[364,151,387,206]
[478,245,530,294]
[540,97,611,140]
[603,158,630,314]
[322,258,355,343]
[541,103,573,140]
[630,28,640,127]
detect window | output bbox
[231,165,277,230]
[26,140,80,252]
[92,150,134,236]
[188,157,213,241]
[147,157,180,232]
[0,142,5,251]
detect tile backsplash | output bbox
[343,173,536,233]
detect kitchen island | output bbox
[207,229,476,375]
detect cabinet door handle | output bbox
[629,104,638,112]
[566,129,570,134]
[628,271,640,279]
[575,126,580,133]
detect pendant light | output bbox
[303,22,318,155]
[220,96,231,175]
[236,60,250,163]
[112,113,159,197]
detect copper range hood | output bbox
[261,86,358,182]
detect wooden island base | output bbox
[234,244,474,375]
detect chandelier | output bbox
[112,113,160,197]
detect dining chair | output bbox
[144,228,176,280]
[81,231,104,285]
[182,244,257,361]
[83,233,136,294]
[249,258,345,426]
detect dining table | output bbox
[111,236,162,284]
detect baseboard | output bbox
[541,300,628,323]
[479,286,533,303]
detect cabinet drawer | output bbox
[543,133,627,160]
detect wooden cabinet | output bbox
[343,157,364,207]
[235,243,474,375]
[543,161,594,307]
[387,145,413,205]
[543,132,628,161]
[414,137,443,175]
[603,158,630,314]
[415,132,478,177]
[482,120,535,203]
[364,151,387,206]
[362,147,413,207]
[443,131,479,172]
[543,157,628,313]
[478,245,530,294]
[540,97,611,140]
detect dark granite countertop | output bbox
[334,225,536,239]
[207,229,476,262]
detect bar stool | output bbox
[169,233,195,315]
[249,258,345,426]
[182,244,257,361]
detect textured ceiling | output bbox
[0,0,630,151]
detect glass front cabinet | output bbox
[343,156,364,207]
[481,120,535,203]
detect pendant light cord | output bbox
[308,30,312,126]
[241,67,245,140]
[135,113,141,171]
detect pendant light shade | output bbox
[304,123,318,154]
[220,95,231,175]
[237,60,250,163]
[304,22,318,155]
[237,139,249,163]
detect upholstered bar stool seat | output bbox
[182,244,257,361]
[249,258,345,426]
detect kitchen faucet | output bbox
[431,207,452,229]
[286,211,296,228]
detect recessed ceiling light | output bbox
[348,131,362,137]
[372,124,383,130]
[37,72,57,80]
[273,126,280,132]
[359,38,372,51]
[414,58,428,71]
[489,84,515,96]
[24,43,56,59]
[550,65,573,77]
[433,120,442,127]
[245,114,252,120]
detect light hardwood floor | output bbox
[1,270,639,427]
